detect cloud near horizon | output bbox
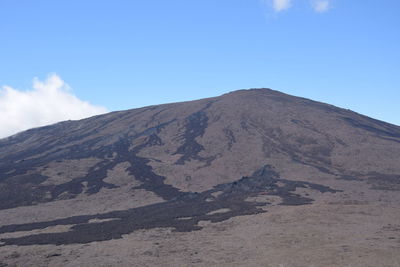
[0,74,108,138]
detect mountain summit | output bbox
[1,89,400,266]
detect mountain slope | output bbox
[1,88,400,266]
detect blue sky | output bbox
[0,0,399,137]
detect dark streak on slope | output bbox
[0,174,50,209]
[223,128,236,150]
[126,134,184,201]
[0,165,339,246]
[343,117,400,142]
[174,102,216,165]
[367,173,400,191]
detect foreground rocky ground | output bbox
[1,187,399,266]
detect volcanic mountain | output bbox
[1,89,400,266]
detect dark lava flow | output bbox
[0,165,339,246]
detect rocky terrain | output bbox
[0,88,399,266]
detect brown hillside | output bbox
[1,89,399,266]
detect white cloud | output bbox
[311,0,330,13]
[262,0,292,12]
[0,74,108,138]
[261,0,332,14]
[273,0,292,11]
